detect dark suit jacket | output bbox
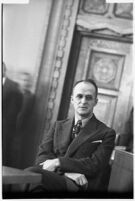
[36,115,116,192]
[2,78,23,166]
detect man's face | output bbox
[71,82,98,118]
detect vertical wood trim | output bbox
[33,0,66,148]
[32,1,54,93]
[112,45,133,134]
[44,0,80,132]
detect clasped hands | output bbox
[40,159,88,187]
[40,158,60,172]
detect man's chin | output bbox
[78,112,90,118]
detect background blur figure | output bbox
[16,72,35,168]
[2,62,23,167]
[119,108,133,153]
[17,72,33,94]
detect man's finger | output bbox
[78,176,88,186]
[79,178,83,186]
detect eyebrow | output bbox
[76,93,92,96]
[75,94,93,98]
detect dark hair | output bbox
[73,79,98,97]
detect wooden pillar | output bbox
[43,0,80,134]
[28,0,80,165]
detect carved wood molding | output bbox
[78,0,133,37]
[77,14,133,36]
[44,0,79,132]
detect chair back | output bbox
[108,149,133,193]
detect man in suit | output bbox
[26,79,116,195]
[2,62,23,167]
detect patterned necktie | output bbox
[72,120,82,139]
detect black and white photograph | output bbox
[1,0,133,199]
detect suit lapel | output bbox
[65,115,104,156]
[58,118,74,147]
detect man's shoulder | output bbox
[56,117,73,124]
[4,78,23,104]
[49,118,73,130]
[5,78,21,93]
[94,116,116,134]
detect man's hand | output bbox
[40,159,60,171]
[64,172,88,187]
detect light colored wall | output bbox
[3,0,52,92]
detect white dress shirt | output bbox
[74,113,93,128]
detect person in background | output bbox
[25,79,116,196]
[2,62,23,167]
[16,72,35,168]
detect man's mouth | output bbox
[79,107,87,109]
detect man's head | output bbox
[71,79,98,119]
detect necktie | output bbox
[72,120,82,139]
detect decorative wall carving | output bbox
[80,0,133,21]
[93,57,116,83]
[78,0,133,39]
[81,0,108,15]
[88,51,124,90]
[114,3,133,20]
[88,39,131,54]
[45,0,75,132]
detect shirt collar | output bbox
[74,113,93,127]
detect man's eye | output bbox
[86,96,93,100]
[76,94,83,99]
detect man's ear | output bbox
[95,98,98,106]
[71,96,74,104]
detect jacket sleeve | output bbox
[59,129,116,177]
[35,123,57,165]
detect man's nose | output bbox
[81,97,87,104]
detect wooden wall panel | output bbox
[94,94,117,126]
[88,50,124,90]
[66,34,132,134]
